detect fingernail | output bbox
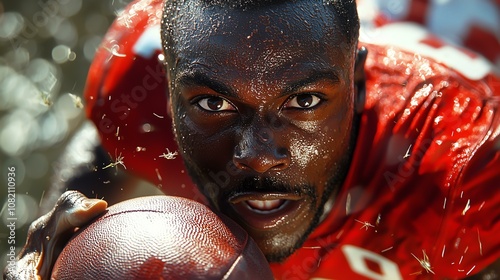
[82,199,98,208]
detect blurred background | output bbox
[0,0,133,269]
[1,0,499,275]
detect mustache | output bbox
[222,176,316,198]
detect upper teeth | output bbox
[247,199,282,210]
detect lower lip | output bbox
[230,199,304,230]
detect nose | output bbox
[233,127,290,173]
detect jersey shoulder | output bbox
[83,0,202,201]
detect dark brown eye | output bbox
[197,96,235,112]
[284,94,321,109]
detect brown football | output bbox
[51,195,273,280]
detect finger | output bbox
[67,197,108,227]
[52,191,108,231]
[37,191,107,278]
[5,191,107,280]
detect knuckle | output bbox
[55,190,86,210]
[27,218,44,234]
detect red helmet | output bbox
[84,0,202,202]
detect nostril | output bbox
[233,159,251,171]
[272,162,288,171]
[273,147,290,170]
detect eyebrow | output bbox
[282,69,341,96]
[176,68,341,98]
[176,71,238,98]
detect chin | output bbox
[258,232,309,263]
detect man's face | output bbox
[165,1,361,262]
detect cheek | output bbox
[322,107,354,154]
[173,116,198,160]
[288,110,353,179]
[289,135,321,169]
[172,102,202,160]
[173,107,234,169]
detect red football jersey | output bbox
[84,0,500,278]
[84,0,203,203]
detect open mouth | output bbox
[228,192,305,230]
[246,199,284,212]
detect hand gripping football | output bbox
[51,195,273,279]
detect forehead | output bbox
[166,1,351,82]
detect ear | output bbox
[165,64,173,119]
[166,92,173,119]
[354,46,367,114]
[159,54,174,119]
